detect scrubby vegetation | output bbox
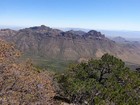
[19,55,74,72]
[0,39,140,105]
[0,39,56,104]
[57,54,140,105]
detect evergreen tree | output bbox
[57,54,140,105]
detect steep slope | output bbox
[0,39,56,104]
[1,25,140,64]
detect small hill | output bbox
[111,36,129,43]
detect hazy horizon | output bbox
[1,0,140,30]
[1,25,140,39]
[1,0,140,38]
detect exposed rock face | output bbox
[0,29,17,41]
[1,25,140,64]
[66,30,86,36]
[85,30,105,38]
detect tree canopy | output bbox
[57,54,140,105]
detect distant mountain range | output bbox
[59,27,140,40]
[0,25,140,64]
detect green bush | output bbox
[56,54,140,105]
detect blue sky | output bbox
[0,0,140,31]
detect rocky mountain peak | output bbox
[84,30,105,39]
[20,25,51,32]
[18,25,62,37]
[30,25,51,30]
